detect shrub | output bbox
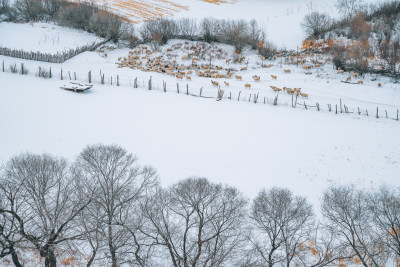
[139,18,179,44]
[256,40,276,59]
[42,0,64,20]
[88,10,123,42]
[55,2,96,30]
[9,64,17,73]
[350,13,371,39]
[13,0,45,22]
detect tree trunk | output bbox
[86,248,97,267]
[10,247,23,267]
[108,220,118,267]
[45,248,57,267]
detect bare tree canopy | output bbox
[301,12,333,39]
[144,177,247,267]
[246,187,314,267]
[0,153,91,267]
[75,144,158,267]
[322,185,389,267]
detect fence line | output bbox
[1,60,399,122]
[0,40,107,63]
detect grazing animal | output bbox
[211,80,219,87]
[378,82,382,87]
[286,89,294,95]
[224,81,230,87]
[245,83,251,89]
[284,69,291,73]
[240,67,247,71]
[226,59,231,64]
[300,93,308,99]
[357,80,363,84]
[346,76,351,82]
[176,75,183,80]
[253,75,260,82]
[352,72,358,78]
[270,86,281,92]
[186,76,191,81]
[235,75,242,81]
[271,75,277,80]
[337,70,344,73]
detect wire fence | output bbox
[1,59,399,122]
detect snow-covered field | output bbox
[1,59,399,209]
[0,22,103,53]
[0,0,399,210]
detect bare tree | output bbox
[13,0,45,22]
[144,177,247,267]
[369,186,400,260]
[75,144,158,267]
[247,187,314,267]
[336,0,365,20]
[177,18,198,40]
[0,167,24,267]
[0,153,91,267]
[295,223,349,267]
[379,38,400,75]
[322,186,387,267]
[301,12,333,39]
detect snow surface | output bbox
[0,22,104,53]
[1,68,399,210]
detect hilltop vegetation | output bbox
[301,0,400,77]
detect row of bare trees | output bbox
[138,18,275,56]
[0,144,399,267]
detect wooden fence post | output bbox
[238,91,241,101]
[60,68,63,80]
[49,67,52,79]
[397,109,399,121]
[148,76,152,90]
[117,75,119,86]
[88,71,91,83]
[2,60,4,72]
[186,84,189,95]
[74,72,76,80]
[177,83,179,94]
[376,107,379,118]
